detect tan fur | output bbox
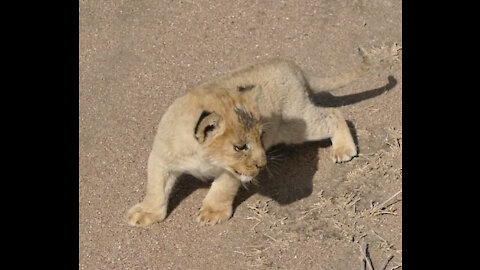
[127,53,370,226]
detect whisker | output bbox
[267,153,283,158]
[267,161,283,168]
[266,149,284,156]
[267,158,285,162]
[267,156,285,162]
[266,163,281,177]
[261,120,273,125]
[271,168,281,178]
[267,146,282,152]
[265,165,275,179]
[267,154,284,160]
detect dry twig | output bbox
[370,189,402,215]
[380,254,394,270]
[390,264,402,270]
[359,240,375,270]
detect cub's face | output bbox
[193,88,266,183]
[210,110,266,183]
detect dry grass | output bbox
[233,124,402,268]
[367,42,402,68]
[245,199,272,233]
[301,126,402,268]
[369,189,402,216]
[236,199,293,267]
[358,239,402,270]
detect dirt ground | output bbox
[79,0,402,269]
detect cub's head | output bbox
[193,84,266,183]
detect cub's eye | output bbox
[234,144,248,152]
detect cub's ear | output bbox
[194,111,223,143]
[237,84,262,104]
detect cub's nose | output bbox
[254,152,267,169]
[255,160,267,169]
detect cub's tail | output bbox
[304,47,371,93]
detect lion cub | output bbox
[128,53,370,226]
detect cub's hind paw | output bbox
[331,144,357,163]
[196,205,232,225]
[127,203,166,227]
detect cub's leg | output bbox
[197,173,241,225]
[303,107,357,163]
[328,109,357,163]
[127,155,179,226]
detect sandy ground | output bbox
[79,0,402,269]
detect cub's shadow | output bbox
[310,75,397,107]
[166,75,397,217]
[233,140,330,210]
[166,141,328,217]
[167,174,209,216]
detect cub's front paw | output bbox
[331,144,357,163]
[196,205,232,225]
[127,203,167,227]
